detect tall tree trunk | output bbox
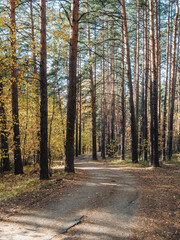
[87,10,97,160]
[122,0,138,163]
[101,34,106,159]
[121,23,125,160]
[178,59,180,151]
[0,77,10,172]
[10,0,23,175]
[30,0,40,163]
[158,0,161,124]
[167,0,179,160]
[162,0,170,160]
[177,23,180,152]
[150,63,154,165]
[78,56,82,156]
[22,85,29,165]
[106,26,111,147]
[65,0,79,172]
[76,85,79,157]
[140,7,145,159]
[135,0,140,131]
[155,0,160,121]
[40,0,48,179]
[167,3,173,133]
[149,0,159,167]
[48,88,56,167]
[111,40,115,142]
[143,1,148,162]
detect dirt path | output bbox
[0,155,139,240]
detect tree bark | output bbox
[0,77,10,172]
[76,84,79,157]
[79,56,82,156]
[65,0,79,172]
[121,22,125,160]
[143,2,148,162]
[162,0,170,160]
[10,0,23,175]
[30,0,40,163]
[149,0,159,167]
[101,33,106,159]
[111,40,115,142]
[87,9,97,160]
[135,0,140,131]
[122,0,138,163]
[40,0,48,179]
[167,0,179,160]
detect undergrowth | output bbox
[0,162,66,201]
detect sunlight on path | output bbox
[0,156,139,240]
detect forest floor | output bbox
[0,155,138,239]
[0,154,179,239]
[107,155,180,240]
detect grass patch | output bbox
[109,153,180,169]
[41,182,53,189]
[109,157,149,168]
[0,163,65,202]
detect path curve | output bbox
[0,155,139,240]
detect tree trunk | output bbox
[101,35,106,159]
[87,10,97,160]
[149,0,159,167]
[10,0,23,175]
[122,0,138,163]
[30,0,40,163]
[48,88,56,168]
[178,60,180,151]
[155,0,160,121]
[40,0,48,179]
[121,22,125,160]
[0,77,10,172]
[143,2,148,162]
[65,0,79,172]
[162,0,170,160]
[177,23,180,152]
[111,40,115,142]
[76,86,79,157]
[135,0,140,131]
[79,56,82,156]
[167,0,179,160]
[140,7,145,159]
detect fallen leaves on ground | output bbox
[0,164,87,221]
[107,158,180,240]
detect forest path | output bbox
[0,155,139,240]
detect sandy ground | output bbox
[0,155,139,240]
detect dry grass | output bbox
[0,163,65,201]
